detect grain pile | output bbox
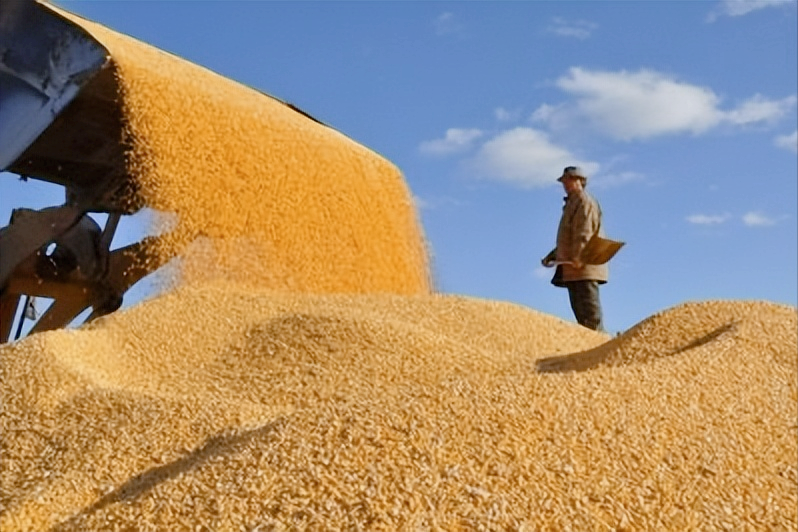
[1,281,796,531]
[48,2,430,295]
[3,4,796,531]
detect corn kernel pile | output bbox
[1,282,796,531]
[1,4,796,532]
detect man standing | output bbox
[542,166,608,331]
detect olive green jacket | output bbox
[550,189,609,286]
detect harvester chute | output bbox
[0,0,431,343]
[0,0,149,342]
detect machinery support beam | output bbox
[0,204,85,290]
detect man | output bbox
[542,166,608,331]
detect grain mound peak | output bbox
[537,299,798,372]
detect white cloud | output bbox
[775,130,798,153]
[742,211,777,226]
[530,103,561,123]
[724,94,798,125]
[414,194,465,211]
[591,171,646,189]
[554,68,722,140]
[495,107,522,122]
[687,211,783,227]
[467,127,598,188]
[535,67,796,140]
[686,213,732,225]
[434,12,463,36]
[547,17,598,40]
[419,128,484,156]
[708,0,795,21]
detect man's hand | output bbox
[571,259,583,270]
[541,249,557,268]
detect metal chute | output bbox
[0,0,156,342]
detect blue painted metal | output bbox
[0,0,108,171]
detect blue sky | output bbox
[1,0,796,334]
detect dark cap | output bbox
[557,166,587,182]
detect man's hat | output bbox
[557,166,587,182]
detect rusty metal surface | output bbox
[0,1,148,342]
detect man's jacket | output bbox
[552,189,609,286]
